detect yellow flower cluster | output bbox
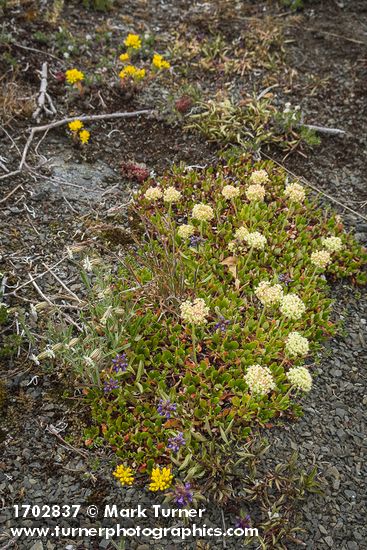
[79,129,90,144]
[124,33,142,49]
[222,185,240,200]
[152,53,170,70]
[255,281,283,306]
[163,186,182,203]
[322,236,343,252]
[149,466,173,492]
[144,186,163,201]
[177,224,195,239]
[119,53,129,62]
[113,465,134,486]
[311,250,331,270]
[249,169,269,185]
[119,65,146,81]
[284,182,305,203]
[246,184,265,202]
[280,294,305,320]
[67,120,90,144]
[285,332,309,357]
[234,226,249,241]
[68,119,83,132]
[287,366,312,392]
[245,231,267,250]
[244,364,275,395]
[180,298,209,325]
[192,203,214,222]
[65,68,84,85]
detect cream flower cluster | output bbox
[222,185,240,200]
[255,281,283,306]
[144,186,162,201]
[322,236,343,253]
[234,227,249,241]
[244,364,275,395]
[249,169,269,185]
[245,184,265,202]
[177,224,195,239]
[180,298,209,325]
[286,366,312,392]
[192,203,214,222]
[284,182,305,203]
[280,294,305,320]
[311,250,331,270]
[285,332,309,357]
[245,231,267,250]
[163,187,181,203]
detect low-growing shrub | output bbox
[43,158,366,479]
[187,96,320,153]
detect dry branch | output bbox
[33,62,57,121]
[302,123,346,136]
[263,152,367,222]
[0,109,155,186]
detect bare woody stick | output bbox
[32,62,57,121]
[0,109,155,186]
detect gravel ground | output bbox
[273,282,367,550]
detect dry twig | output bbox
[41,261,82,303]
[263,152,367,222]
[33,62,57,121]
[301,123,345,136]
[46,424,88,458]
[28,273,83,332]
[0,109,155,184]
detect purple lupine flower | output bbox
[172,482,193,507]
[213,316,231,333]
[235,515,251,529]
[104,378,119,392]
[112,353,128,373]
[167,432,186,453]
[278,273,294,285]
[157,399,177,419]
[189,235,203,248]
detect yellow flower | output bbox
[163,186,181,203]
[123,65,137,76]
[79,129,90,144]
[135,68,146,80]
[322,236,343,253]
[177,224,195,239]
[144,186,162,201]
[244,364,275,395]
[65,68,84,85]
[119,65,145,81]
[222,185,240,200]
[284,182,305,203]
[113,465,134,486]
[68,120,83,132]
[249,169,269,185]
[287,366,312,392]
[149,466,173,492]
[152,53,170,70]
[119,53,129,62]
[180,298,209,325]
[124,34,142,49]
[310,250,331,270]
[192,203,214,222]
